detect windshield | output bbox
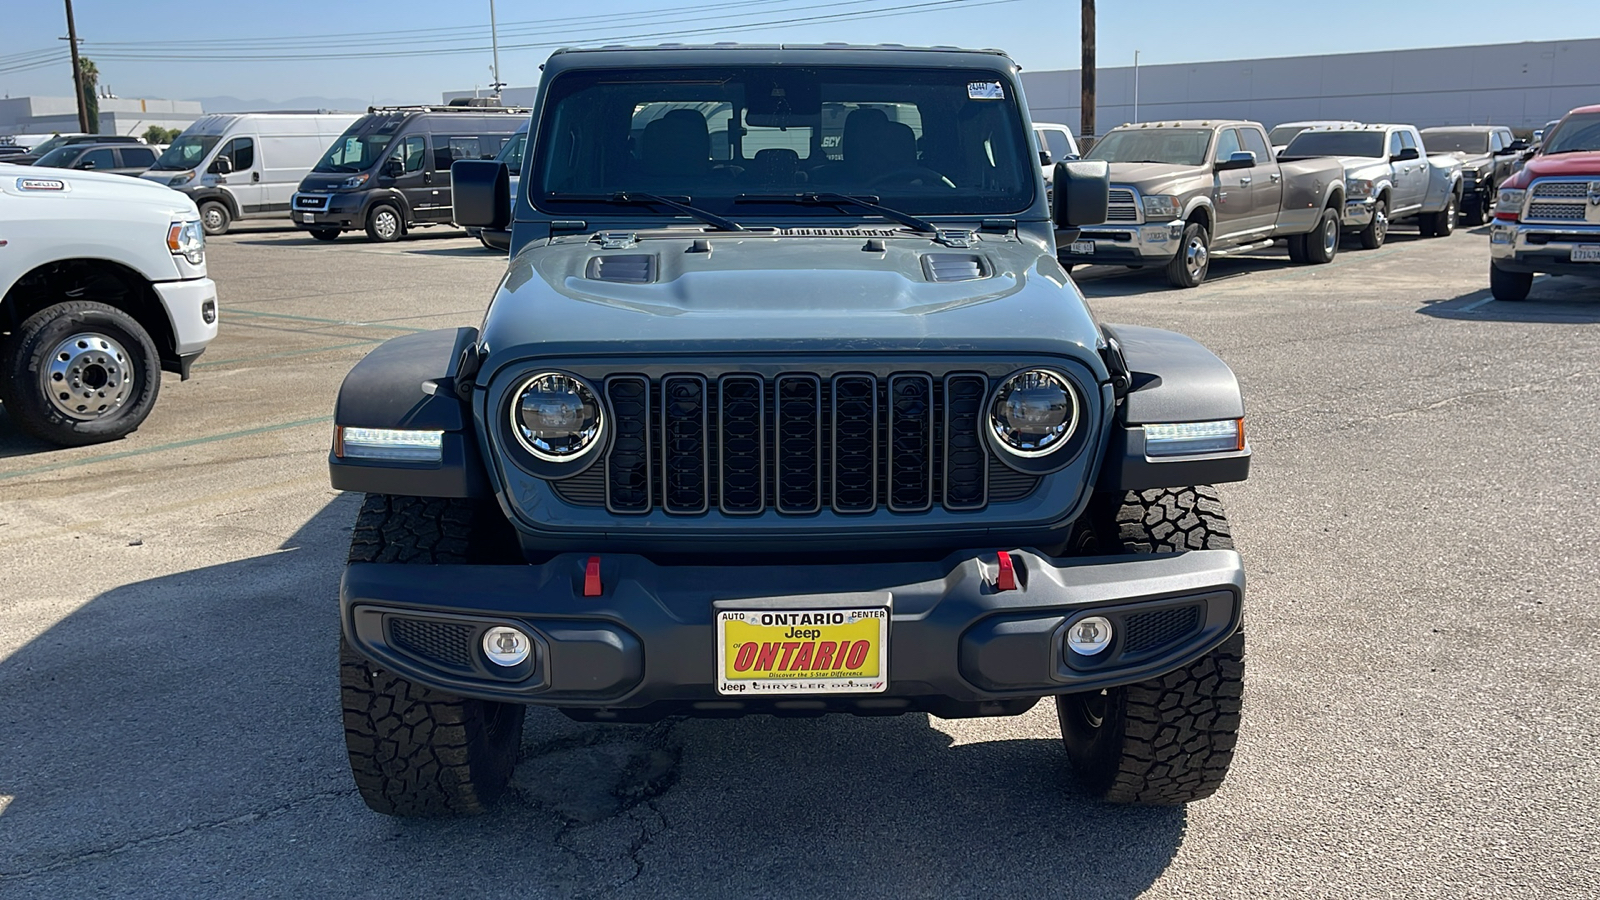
[530,66,1034,218]
[33,146,82,168]
[152,134,221,170]
[1423,131,1489,153]
[1543,113,1600,154]
[314,114,406,173]
[1085,129,1212,166]
[498,129,527,171]
[1267,125,1308,145]
[1282,131,1385,158]
[29,135,76,157]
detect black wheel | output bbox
[1489,262,1533,302]
[0,300,160,447]
[1358,197,1388,249]
[1302,207,1340,264]
[365,204,403,243]
[1463,186,1490,226]
[340,494,525,817]
[1285,232,1308,263]
[1056,486,1245,805]
[1164,222,1210,288]
[199,200,231,236]
[1422,191,1458,238]
[310,228,340,242]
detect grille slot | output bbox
[1122,606,1202,654]
[661,375,709,514]
[605,377,651,513]
[887,374,934,512]
[832,374,878,513]
[718,375,765,514]
[389,618,475,671]
[1106,187,1141,223]
[943,374,988,510]
[1531,181,1588,199]
[1525,201,1586,221]
[775,374,822,514]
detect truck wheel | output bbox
[1302,207,1340,264]
[1421,191,1457,239]
[1358,197,1388,249]
[309,228,340,242]
[340,494,525,816]
[0,300,161,447]
[365,204,403,243]
[1285,233,1308,263]
[1464,186,1489,226]
[1056,486,1245,805]
[1164,222,1210,288]
[1489,262,1532,302]
[199,201,231,236]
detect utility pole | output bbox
[1132,50,1140,123]
[1080,0,1095,146]
[63,0,89,133]
[488,0,504,98]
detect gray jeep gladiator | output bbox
[328,45,1252,817]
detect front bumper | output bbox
[1058,221,1184,267]
[291,191,363,230]
[341,547,1244,718]
[152,276,218,356]
[1489,221,1600,276]
[1342,196,1376,229]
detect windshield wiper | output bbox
[733,192,938,234]
[545,192,744,232]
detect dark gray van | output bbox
[290,104,528,242]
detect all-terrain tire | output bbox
[1056,486,1244,805]
[1164,221,1210,288]
[340,494,525,816]
[310,228,341,242]
[0,300,161,447]
[365,203,403,243]
[1358,197,1389,249]
[199,200,232,236]
[1489,262,1532,302]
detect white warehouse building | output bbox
[1020,37,1600,138]
[0,95,203,138]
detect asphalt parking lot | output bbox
[2,221,1597,899]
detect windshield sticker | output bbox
[17,177,67,191]
[967,82,1005,101]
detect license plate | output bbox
[716,606,889,695]
[301,212,315,223]
[1573,245,1600,262]
[1070,240,1094,254]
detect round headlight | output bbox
[510,372,603,461]
[989,369,1078,457]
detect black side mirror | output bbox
[1391,147,1420,162]
[77,159,96,169]
[1215,150,1255,171]
[1052,159,1109,230]
[1039,149,1053,167]
[212,156,233,175]
[1509,140,1529,152]
[383,156,405,178]
[452,159,510,230]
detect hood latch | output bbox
[935,228,974,248]
[594,231,639,249]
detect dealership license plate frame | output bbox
[714,595,891,696]
[1573,245,1600,262]
[1070,240,1094,255]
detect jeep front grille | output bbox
[556,372,1041,515]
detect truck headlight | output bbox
[989,369,1079,457]
[166,220,204,265]
[1495,188,1525,221]
[169,170,196,187]
[1144,419,1245,457]
[341,173,370,189]
[1345,178,1374,199]
[1141,194,1180,219]
[511,372,603,461]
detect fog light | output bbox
[201,299,217,324]
[482,626,531,667]
[1067,616,1113,656]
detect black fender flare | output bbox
[328,327,489,498]
[359,188,414,226]
[187,186,240,218]
[1097,323,1250,491]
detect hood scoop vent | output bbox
[922,253,991,283]
[586,254,657,284]
[778,227,900,237]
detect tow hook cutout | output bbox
[995,550,1018,592]
[583,555,603,597]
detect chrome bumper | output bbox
[1342,196,1376,228]
[1490,221,1600,274]
[1058,220,1184,265]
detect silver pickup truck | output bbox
[1277,124,1463,248]
[1058,120,1346,288]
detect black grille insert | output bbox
[775,374,822,514]
[389,618,475,671]
[719,375,765,513]
[832,375,878,513]
[887,374,934,512]
[661,376,709,514]
[606,377,651,513]
[943,374,988,510]
[1123,606,1202,654]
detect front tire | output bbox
[365,204,403,243]
[340,494,525,816]
[1056,486,1245,805]
[199,200,232,236]
[1164,222,1210,288]
[1489,262,1533,302]
[0,300,161,447]
[1464,186,1490,226]
[1358,197,1388,249]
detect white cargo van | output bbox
[142,112,360,235]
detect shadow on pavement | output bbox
[0,495,1185,896]
[1418,277,1600,324]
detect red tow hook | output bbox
[995,551,1018,592]
[583,556,603,597]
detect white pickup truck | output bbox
[1,163,218,446]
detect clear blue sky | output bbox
[3,0,1596,105]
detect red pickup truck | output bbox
[1488,104,1600,301]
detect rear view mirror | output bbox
[1391,147,1420,162]
[1039,150,1053,167]
[77,159,96,169]
[212,156,233,175]
[383,156,404,178]
[1052,159,1109,230]
[1215,151,1255,171]
[1509,140,1529,152]
[452,159,510,230]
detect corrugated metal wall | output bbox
[1021,38,1600,135]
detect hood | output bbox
[1510,152,1600,185]
[477,230,1101,372]
[1439,150,1492,168]
[298,171,368,191]
[1103,161,1201,194]
[1,162,196,217]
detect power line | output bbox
[0,54,72,76]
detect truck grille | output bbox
[1106,187,1141,223]
[1523,180,1594,224]
[559,372,1041,515]
[1526,201,1586,221]
[293,194,330,211]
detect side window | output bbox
[229,137,255,170]
[79,148,117,169]
[1239,127,1271,163]
[1388,131,1404,158]
[398,135,426,173]
[433,135,482,170]
[1042,129,1073,161]
[1399,130,1417,153]
[120,147,157,168]
[1213,128,1243,162]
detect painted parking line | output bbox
[1459,295,1498,312]
[0,415,333,482]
